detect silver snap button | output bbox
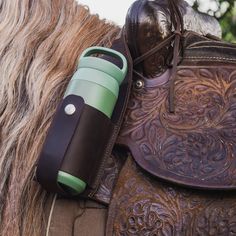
[64,104,76,115]
[135,79,144,89]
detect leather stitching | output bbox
[188,46,236,50]
[186,41,236,49]
[184,56,236,61]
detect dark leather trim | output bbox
[36,95,85,195]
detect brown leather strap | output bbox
[168,0,184,112]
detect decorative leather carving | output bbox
[107,156,236,236]
[118,34,236,189]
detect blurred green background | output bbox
[192,0,236,42]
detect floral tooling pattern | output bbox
[107,157,236,236]
[119,67,236,188]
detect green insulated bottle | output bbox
[57,46,128,194]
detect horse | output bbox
[0,0,234,235]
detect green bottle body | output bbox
[57,47,127,194]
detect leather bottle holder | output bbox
[36,31,133,197]
[59,103,114,190]
[36,96,114,194]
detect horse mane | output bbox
[0,1,119,235]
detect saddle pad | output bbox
[117,31,236,190]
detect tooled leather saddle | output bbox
[91,0,236,235]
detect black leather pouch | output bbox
[36,32,133,198]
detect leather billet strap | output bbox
[133,0,184,113]
[36,29,133,197]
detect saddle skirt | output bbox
[117,31,236,190]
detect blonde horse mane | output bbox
[0,0,119,235]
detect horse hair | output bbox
[0,1,119,235]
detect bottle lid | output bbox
[78,46,128,86]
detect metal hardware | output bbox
[134,79,144,89]
[64,104,76,115]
